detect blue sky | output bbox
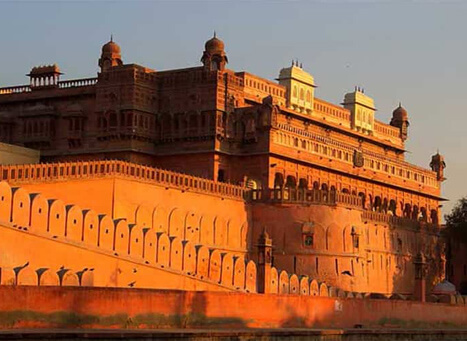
[0,1,465,216]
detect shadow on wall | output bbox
[250,195,444,295]
[0,181,257,293]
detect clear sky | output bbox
[0,0,465,216]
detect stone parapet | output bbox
[250,188,363,209]
[0,160,247,201]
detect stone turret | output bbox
[257,229,273,293]
[99,36,123,72]
[27,64,62,89]
[342,87,376,134]
[430,151,446,181]
[390,103,410,141]
[201,33,228,71]
[277,61,316,114]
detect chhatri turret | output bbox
[277,60,316,114]
[342,86,376,135]
[390,103,410,141]
[430,151,446,181]
[201,32,228,71]
[99,36,123,72]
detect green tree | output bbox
[445,197,467,243]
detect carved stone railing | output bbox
[361,210,439,230]
[0,85,31,95]
[0,160,247,200]
[58,78,97,88]
[249,188,363,209]
[0,78,97,95]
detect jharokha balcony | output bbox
[249,187,441,231]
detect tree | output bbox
[445,197,467,244]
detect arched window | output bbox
[293,86,298,98]
[300,88,304,100]
[306,90,311,102]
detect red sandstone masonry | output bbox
[0,286,466,329]
[0,160,247,200]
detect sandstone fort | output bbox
[0,34,463,332]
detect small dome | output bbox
[204,33,225,54]
[102,39,121,54]
[432,280,456,295]
[392,103,408,119]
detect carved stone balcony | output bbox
[249,188,363,209]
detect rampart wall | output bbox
[0,286,466,330]
[0,181,256,292]
[0,161,250,254]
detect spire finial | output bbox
[110,34,113,43]
[213,31,216,38]
[399,101,402,108]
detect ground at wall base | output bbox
[2,329,467,341]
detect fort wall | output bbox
[0,180,256,292]
[0,286,466,330]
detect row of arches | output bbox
[273,173,439,224]
[274,131,437,187]
[134,205,247,251]
[0,181,256,292]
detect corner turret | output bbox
[430,151,446,181]
[99,36,123,72]
[390,103,410,141]
[201,33,228,71]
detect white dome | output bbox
[432,280,456,295]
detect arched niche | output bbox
[114,219,130,255]
[196,245,210,280]
[310,279,319,296]
[279,270,289,294]
[213,216,227,246]
[129,224,144,259]
[143,228,157,263]
[245,260,257,293]
[83,210,99,246]
[156,232,170,267]
[0,181,12,223]
[0,268,15,285]
[98,214,115,251]
[65,205,83,242]
[299,276,310,295]
[168,208,184,239]
[326,223,342,252]
[48,199,66,237]
[135,205,152,228]
[184,211,201,243]
[233,257,246,290]
[62,271,79,286]
[199,214,214,246]
[17,267,36,285]
[170,237,183,271]
[38,269,59,286]
[270,267,279,294]
[221,253,234,287]
[30,193,48,233]
[81,270,94,287]
[209,249,222,283]
[239,222,248,250]
[152,206,168,234]
[12,187,30,227]
[182,241,197,275]
[319,283,328,297]
[289,274,300,295]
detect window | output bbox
[304,234,314,247]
